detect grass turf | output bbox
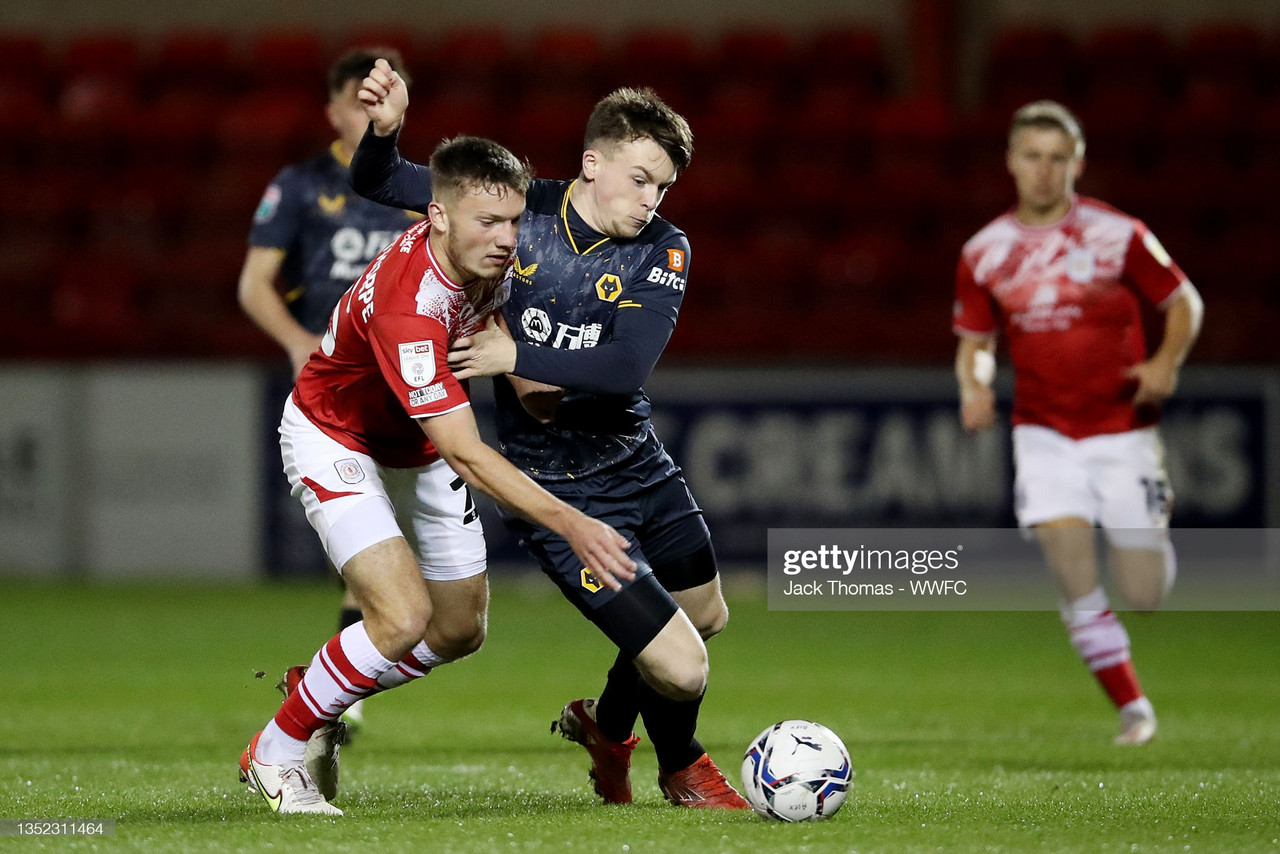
[1,578,1277,852]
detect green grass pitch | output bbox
[1,577,1277,852]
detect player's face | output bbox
[1007,127,1082,219]
[581,137,678,239]
[326,79,371,156]
[436,185,524,283]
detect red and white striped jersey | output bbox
[953,195,1188,439]
[293,218,510,468]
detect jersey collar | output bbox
[561,180,611,255]
[328,140,353,169]
[423,230,464,291]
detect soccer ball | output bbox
[741,720,853,821]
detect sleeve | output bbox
[952,253,997,337]
[349,124,434,213]
[512,307,674,396]
[366,313,470,418]
[614,232,691,324]
[248,166,305,250]
[1123,220,1189,308]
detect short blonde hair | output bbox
[1009,100,1085,158]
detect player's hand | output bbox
[563,517,637,592]
[288,334,323,379]
[448,316,517,379]
[1126,357,1179,406]
[959,385,997,432]
[357,58,409,136]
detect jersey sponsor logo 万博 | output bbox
[399,341,436,387]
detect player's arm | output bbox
[449,309,672,395]
[955,333,997,432]
[419,406,636,588]
[350,58,432,212]
[236,246,322,378]
[1126,281,1204,406]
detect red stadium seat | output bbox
[61,34,141,83]
[802,27,888,100]
[1081,26,1173,102]
[715,27,795,94]
[428,27,515,101]
[0,33,47,89]
[150,30,237,96]
[985,28,1079,110]
[616,28,706,112]
[521,27,610,95]
[244,30,327,94]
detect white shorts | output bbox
[279,396,486,580]
[1012,424,1173,544]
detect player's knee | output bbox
[367,606,431,657]
[427,610,488,661]
[694,599,729,640]
[646,646,708,702]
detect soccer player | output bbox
[237,136,637,816]
[237,48,419,731]
[350,61,750,808]
[952,101,1204,745]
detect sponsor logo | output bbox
[334,458,365,484]
[646,266,686,291]
[522,307,553,343]
[399,341,436,387]
[248,763,283,812]
[595,273,623,302]
[553,322,602,350]
[253,185,281,224]
[318,193,346,215]
[1065,247,1095,283]
[513,253,539,282]
[666,248,685,271]
[580,567,602,593]
[409,382,448,407]
[1029,283,1058,307]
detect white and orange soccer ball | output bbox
[741,720,853,821]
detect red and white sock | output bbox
[375,640,445,690]
[1061,587,1144,709]
[257,624,395,764]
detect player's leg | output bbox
[1091,428,1174,744]
[337,585,366,730]
[1016,425,1149,742]
[1095,428,1176,612]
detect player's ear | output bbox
[581,148,599,181]
[1071,156,1085,182]
[427,200,448,233]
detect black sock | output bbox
[595,651,645,742]
[338,607,362,632]
[639,686,705,772]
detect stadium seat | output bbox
[1081,26,1173,103]
[243,30,327,95]
[802,27,888,101]
[616,28,706,112]
[428,27,515,102]
[521,27,610,95]
[984,28,1079,110]
[715,27,795,94]
[150,30,238,97]
[0,33,47,89]
[61,34,141,84]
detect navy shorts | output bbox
[503,454,716,657]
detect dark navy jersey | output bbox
[497,178,689,479]
[350,131,690,481]
[249,142,422,333]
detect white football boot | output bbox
[239,732,343,816]
[1114,698,1158,746]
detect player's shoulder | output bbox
[1075,195,1142,231]
[640,214,687,249]
[527,178,572,212]
[962,212,1018,257]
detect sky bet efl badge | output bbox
[399,341,436,387]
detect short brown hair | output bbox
[1009,100,1085,158]
[429,135,533,204]
[327,47,411,97]
[584,87,693,173]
